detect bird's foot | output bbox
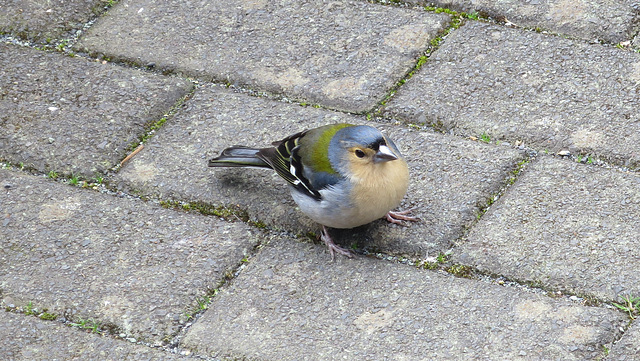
[321,226,354,261]
[385,208,419,225]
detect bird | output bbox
[208,123,417,259]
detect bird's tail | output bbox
[208,146,271,168]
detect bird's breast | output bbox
[347,159,409,226]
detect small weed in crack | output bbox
[613,294,640,319]
[69,318,103,334]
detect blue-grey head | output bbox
[327,125,403,174]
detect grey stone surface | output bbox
[182,238,625,361]
[113,85,524,256]
[410,0,639,43]
[0,168,260,343]
[2,0,636,357]
[0,311,195,361]
[384,22,640,168]
[75,0,449,113]
[0,0,104,42]
[454,156,640,301]
[607,320,640,361]
[0,43,192,178]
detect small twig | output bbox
[120,144,144,167]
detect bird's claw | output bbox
[326,243,355,261]
[385,208,419,225]
[321,226,354,261]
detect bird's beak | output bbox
[373,144,398,163]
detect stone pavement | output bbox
[1,0,639,360]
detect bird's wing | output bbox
[257,130,322,200]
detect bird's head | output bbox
[329,125,404,176]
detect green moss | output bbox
[420,260,439,270]
[133,115,169,150]
[424,6,484,21]
[447,264,473,278]
[160,200,251,222]
[415,55,428,67]
[581,294,601,307]
[507,158,530,185]
[526,279,544,289]
[39,312,57,320]
[19,302,57,321]
[250,220,268,229]
[431,120,447,133]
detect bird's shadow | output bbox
[326,223,384,254]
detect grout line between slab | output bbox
[164,231,275,356]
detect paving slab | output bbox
[0,43,192,179]
[75,0,449,113]
[0,0,105,42]
[0,311,195,361]
[0,168,260,343]
[384,22,640,168]
[606,320,640,361]
[454,156,640,302]
[181,238,625,360]
[408,0,639,43]
[113,85,524,256]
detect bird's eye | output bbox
[355,149,366,158]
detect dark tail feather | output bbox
[208,146,271,168]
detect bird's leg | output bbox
[385,208,419,225]
[320,226,354,260]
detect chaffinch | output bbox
[208,123,416,259]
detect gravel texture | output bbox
[0,43,192,178]
[1,0,636,358]
[0,311,196,360]
[75,0,449,113]
[384,21,640,168]
[454,156,640,301]
[606,320,640,361]
[181,238,625,361]
[0,0,105,42]
[0,169,260,343]
[113,85,524,256]
[407,0,639,43]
